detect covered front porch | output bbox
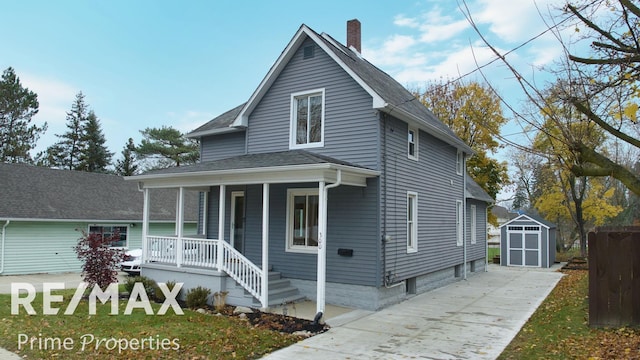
[126,150,379,317]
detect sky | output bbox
[2,0,575,200]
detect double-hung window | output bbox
[290,89,325,149]
[456,201,463,246]
[89,225,128,248]
[408,126,418,160]
[470,205,477,244]
[456,150,464,175]
[286,189,319,252]
[407,192,418,253]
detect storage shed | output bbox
[500,214,556,268]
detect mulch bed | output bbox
[209,305,329,334]
[561,256,588,270]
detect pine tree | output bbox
[136,126,199,169]
[0,67,46,163]
[79,110,112,172]
[47,92,88,170]
[115,138,139,176]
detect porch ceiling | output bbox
[126,150,379,189]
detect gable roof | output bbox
[465,176,494,203]
[188,24,472,154]
[0,163,198,222]
[500,213,556,229]
[187,102,246,138]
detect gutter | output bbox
[1,220,9,274]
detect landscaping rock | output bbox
[292,330,313,338]
[196,308,207,314]
[233,306,253,314]
[238,313,247,320]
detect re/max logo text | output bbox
[11,282,184,315]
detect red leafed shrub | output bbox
[74,230,124,290]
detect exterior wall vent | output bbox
[303,45,315,59]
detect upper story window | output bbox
[290,89,325,149]
[286,188,319,253]
[408,126,418,160]
[456,150,463,175]
[89,225,128,248]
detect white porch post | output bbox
[217,185,226,271]
[141,188,150,264]
[316,181,327,315]
[176,187,185,268]
[261,183,270,309]
[260,183,269,308]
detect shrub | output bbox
[186,286,211,309]
[124,276,165,302]
[73,230,124,290]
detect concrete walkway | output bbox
[263,265,564,360]
[0,266,563,360]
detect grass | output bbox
[498,269,640,359]
[0,290,299,359]
[487,247,500,259]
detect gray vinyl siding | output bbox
[467,199,488,262]
[200,131,246,162]
[380,115,465,282]
[246,38,379,169]
[205,181,380,286]
[0,221,194,275]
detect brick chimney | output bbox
[347,19,361,53]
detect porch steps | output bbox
[224,271,305,308]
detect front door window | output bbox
[231,192,245,253]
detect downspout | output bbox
[486,202,489,272]
[463,157,467,281]
[1,220,10,274]
[315,169,342,322]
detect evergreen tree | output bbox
[136,126,199,169]
[79,110,112,172]
[47,92,88,170]
[115,138,139,176]
[0,67,46,163]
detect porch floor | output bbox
[264,300,355,323]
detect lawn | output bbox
[498,269,640,360]
[0,290,300,359]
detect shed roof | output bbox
[0,163,198,222]
[500,213,556,229]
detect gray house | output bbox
[127,20,492,314]
[500,214,556,268]
[0,163,198,275]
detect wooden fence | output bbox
[588,226,640,328]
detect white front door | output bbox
[230,191,245,253]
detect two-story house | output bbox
[127,20,492,318]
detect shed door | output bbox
[507,226,541,267]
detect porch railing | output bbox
[144,235,263,302]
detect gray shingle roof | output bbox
[141,149,371,176]
[465,175,494,203]
[187,24,471,153]
[188,102,246,137]
[0,163,198,221]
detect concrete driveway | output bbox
[0,266,563,360]
[263,264,564,360]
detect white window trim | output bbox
[456,150,463,175]
[285,188,319,254]
[456,201,463,246]
[289,88,325,149]
[470,205,477,244]
[408,126,419,160]
[88,224,129,249]
[407,191,418,253]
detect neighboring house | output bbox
[488,205,518,245]
[127,20,492,314]
[500,214,557,268]
[0,163,198,275]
